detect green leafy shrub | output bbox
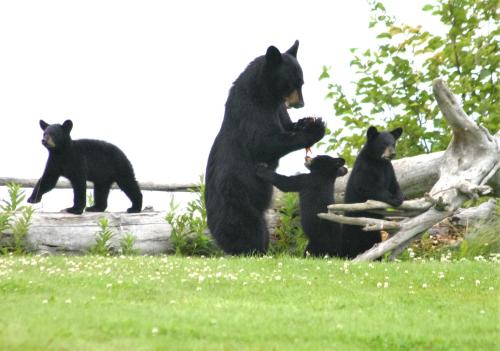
[0,182,34,254]
[88,217,115,256]
[166,177,220,256]
[120,233,138,255]
[269,192,307,257]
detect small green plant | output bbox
[87,192,94,207]
[0,182,34,254]
[269,192,307,256]
[166,176,220,256]
[88,217,115,255]
[120,233,138,255]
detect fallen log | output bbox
[0,177,199,192]
[1,211,172,255]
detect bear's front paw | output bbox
[303,118,326,146]
[293,117,316,131]
[386,197,404,208]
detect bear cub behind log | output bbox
[256,155,347,257]
[342,126,404,258]
[28,120,142,214]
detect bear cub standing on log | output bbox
[256,155,347,257]
[342,126,404,258]
[28,120,142,214]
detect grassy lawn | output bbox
[0,255,498,351]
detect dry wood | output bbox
[451,198,497,226]
[353,78,500,261]
[0,177,199,192]
[327,199,433,214]
[318,212,401,231]
[1,211,172,255]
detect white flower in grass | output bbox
[106,283,113,288]
[42,299,48,304]
[475,280,480,286]
[65,299,72,304]
[384,282,389,288]
[422,283,428,289]
[376,282,383,288]
[152,327,159,335]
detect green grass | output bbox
[0,256,498,350]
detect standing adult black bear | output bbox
[27,119,143,214]
[205,40,325,255]
[342,126,404,258]
[256,155,348,257]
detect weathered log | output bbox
[327,199,433,216]
[353,78,500,261]
[0,177,199,192]
[317,212,401,231]
[1,211,172,255]
[451,198,497,226]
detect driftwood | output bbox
[1,211,172,255]
[323,78,500,261]
[451,198,497,226]
[0,177,199,192]
[318,212,401,231]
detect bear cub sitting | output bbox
[342,126,404,258]
[28,120,143,214]
[256,155,347,257]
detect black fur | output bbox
[27,120,142,214]
[256,156,347,257]
[342,126,404,258]
[205,40,325,255]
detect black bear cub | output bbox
[28,120,142,214]
[256,155,347,257]
[342,126,404,258]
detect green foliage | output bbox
[269,193,307,256]
[87,192,94,207]
[0,183,34,254]
[320,0,499,164]
[120,233,139,255]
[456,217,500,260]
[88,217,115,256]
[165,176,220,256]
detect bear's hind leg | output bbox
[210,207,268,255]
[116,178,142,213]
[86,182,112,212]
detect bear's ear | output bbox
[62,119,73,134]
[285,40,299,58]
[367,126,379,140]
[390,127,403,140]
[39,120,49,131]
[265,45,282,66]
